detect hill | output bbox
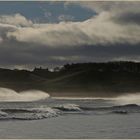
[0,61,140,97]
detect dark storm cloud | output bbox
[1,40,140,69]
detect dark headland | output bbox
[0,61,140,97]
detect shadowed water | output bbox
[0,88,139,138]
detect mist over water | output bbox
[54,93,140,105]
[0,87,140,121]
[0,88,50,102]
[85,94,140,105]
[0,87,140,105]
[114,94,140,105]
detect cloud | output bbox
[3,2,140,48]
[0,2,139,68]
[0,13,33,27]
[6,11,140,47]
[66,1,140,24]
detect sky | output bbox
[0,1,140,69]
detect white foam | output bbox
[0,107,60,120]
[55,104,81,111]
[0,88,50,102]
[0,110,8,116]
[27,107,60,115]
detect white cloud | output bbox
[0,13,33,27]
[5,11,140,47]
[0,2,139,48]
[0,2,139,68]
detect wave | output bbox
[54,104,81,111]
[0,110,8,116]
[52,103,140,115]
[0,103,139,120]
[0,104,82,120]
[80,103,140,114]
[0,107,60,120]
[0,88,50,102]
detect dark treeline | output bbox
[1,61,140,97]
[60,61,140,73]
[34,61,140,73]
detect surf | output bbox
[0,88,50,102]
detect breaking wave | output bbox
[54,104,81,111]
[0,88,50,102]
[0,107,60,120]
[80,104,140,114]
[0,103,139,120]
[0,104,82,120]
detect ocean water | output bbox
[0,88,140,138]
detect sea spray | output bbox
[89,93,140,105]
[114,94,140,105]
[0,88,50,102]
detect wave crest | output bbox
[0,106,60,120]
[54,104,81,111]
[0,88,50,102]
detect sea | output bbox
[0,88,140,139]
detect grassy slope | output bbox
[0,62,140,97]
